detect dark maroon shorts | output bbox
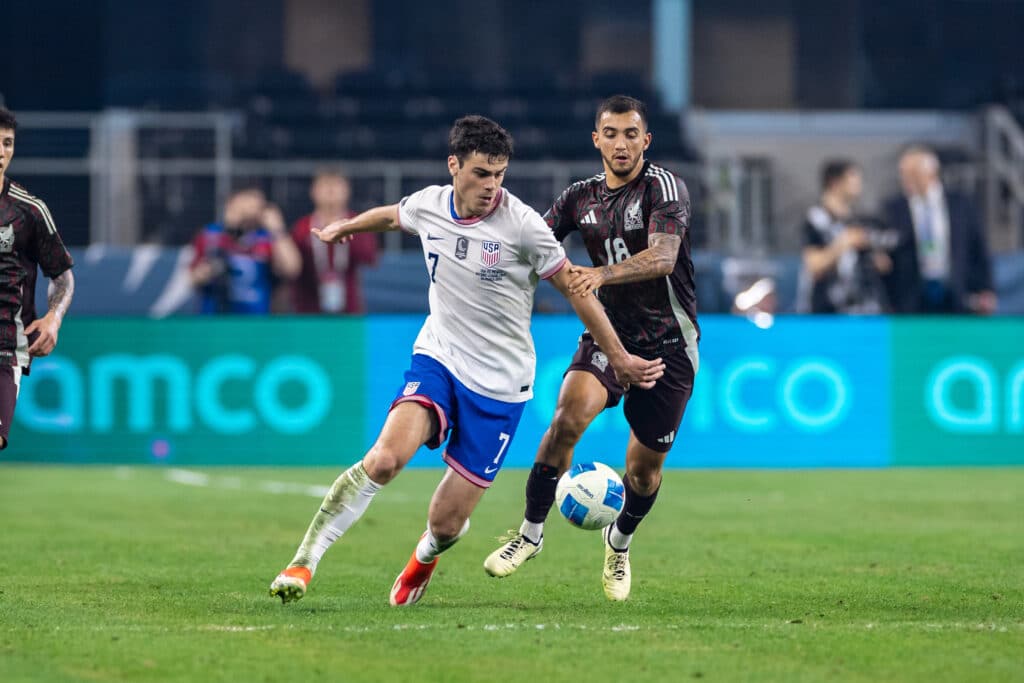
[566,333,696,453]
[0,365,22,449]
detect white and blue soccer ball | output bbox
[555,462,625,530]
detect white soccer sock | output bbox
[519,519,543,544]
[289,462,382,573]
[415,518,470,563]
[608,524,632,552]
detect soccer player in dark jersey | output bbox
[484,95,699,600]
[0,107,75,450]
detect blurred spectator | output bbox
[189,188,301,314]
[799,160,892,314]
[882,147,997,314]
[290,170,378,314]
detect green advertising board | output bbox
[891,319,1024,465]
[7,316,1023,467]
[12,318,367,465]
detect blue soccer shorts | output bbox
[390,354,526,488]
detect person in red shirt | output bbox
[290,170,378,314]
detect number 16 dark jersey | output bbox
[544,161,699,361]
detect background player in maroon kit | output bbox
[484,96,699,601]
[0,107,75,450]
[289,169,378,314]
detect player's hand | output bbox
[262,204,287,235]
[610,353,665,391]
[312,219,354,244]
[189,259,222,285]
[26,313,61,357]
[839,227,870,251]
[968,290,998,315]
[566,264,609,297]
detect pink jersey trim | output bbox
[539,256,568,280]
[449,189,503,226]
[442,452,493,489]
[390,395,449,449]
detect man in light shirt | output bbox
[882,146,996,314]
[268,115,664,607]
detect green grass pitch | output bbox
[1,465,1021,682]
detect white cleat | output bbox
[483,531,543,577]
[602,525,631,601]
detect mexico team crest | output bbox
[0,226,13,253]
[481,241,501,268]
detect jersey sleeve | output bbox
[522,209,567,279]
[543,184,580,241]
[803,219,826,248]
[802,207,832,248]
[397,187,429,235]
[647,172,691,237]
[190,227,212,268]
[28,200,74,278]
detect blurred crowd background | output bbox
[3,0,1023,318]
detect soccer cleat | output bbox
[483,531,543,577]
[602,525,631,601]
[270,565,312,604]
[389,552,438,606]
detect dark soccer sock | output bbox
[524,463,560,524]
[614,476,660,536]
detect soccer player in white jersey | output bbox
[269,115,665,606]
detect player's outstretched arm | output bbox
[550,263,665,389]
[26,269,74,357]
[567,232,681,297]
[313,204,401,244]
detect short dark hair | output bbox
[0,107,17,133]
[820,159,859,191]
[448,115,513,164]
[595,95,648,131]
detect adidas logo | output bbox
[656,431,675,445]
[580,209,598,225]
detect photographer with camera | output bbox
[189,188,301,314]
[798,160,893,314]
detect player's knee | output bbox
[429,517,470,545]
[548,408,591,447]
[625,467,661,496]
[362,448,405,484]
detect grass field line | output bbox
[163,468,330,498]
[154,467,426,502]
[8,621,1020,635]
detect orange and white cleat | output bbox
[269,566,312,604]
[389,553,439,606]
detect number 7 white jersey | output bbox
[398,185,567,403]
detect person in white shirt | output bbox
[269,115,665,606]
[882,146,997,314]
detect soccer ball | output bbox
[555,462,625,530]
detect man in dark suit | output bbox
[881,146,997,314]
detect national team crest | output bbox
[0,226,13,253]
[481,241,501,267]
[402,381,421,396]
[624,201,644,232]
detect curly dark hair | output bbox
[448,115,513,165]
[595,95,648,131]
[0,107,17,132]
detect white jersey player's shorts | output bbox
[390,354,525,488]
